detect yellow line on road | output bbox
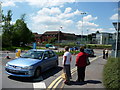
[47,67,77,89]
[47,55,102,89]
[52,78,63,89]
[47,75,61,89]
[52,67,77,89]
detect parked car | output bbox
[84,48,95,57]
[45,44,57,50]
[49,45,58,50]
[73,46,79,51]
[5,49,58,78]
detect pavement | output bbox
[59,56,107,89]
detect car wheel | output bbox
[34,67,41,78]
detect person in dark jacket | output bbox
[103,49,105,59]
[76,47,88,82]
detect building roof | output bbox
[44,31,61,34]
[33,33,42,37]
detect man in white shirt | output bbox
[63,46,72,84]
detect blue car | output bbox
[5,49,58,78]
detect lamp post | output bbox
[87,29,89,44]
[113,22,120,58]
[58,26,62,52]
[81,12,86,43]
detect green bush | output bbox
[86,44,112,49]
[55,50,80,56]
[103,57,120,89]
[2,46,32,51]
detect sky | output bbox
[1,0,119,35]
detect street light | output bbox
[58,26,62,52]
[113,22,120,58]
[87,29,89,44]
[80,12,86,43]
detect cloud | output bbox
[76,15,100,34]
[110,13,118,20]
[77,21,99,29]
[64,7,72,13]
[77,15,99,29]
[2,1,16,7]
[1,0,24,7]
[30,7,76,34]
[1,0,67,7]
[58,9,82,19]
[83,15,98,21]
[28,6,102,35]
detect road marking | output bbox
[52,78,63,89]
[33,76,46,89]
[48,55,103,89]
[90,55,102,62]
[47,75,62,89]
[47,67,77,89]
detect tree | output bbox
[48,37,57,43]
[12,15,34,46]
[2,10,13,47]
[2,10,34,47]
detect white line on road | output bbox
[33,76,46,89]
[90,55,103,62]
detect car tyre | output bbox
[34,67,41,78]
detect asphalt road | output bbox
[1,49,104,89]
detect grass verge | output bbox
[103,57,120,89]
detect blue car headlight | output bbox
[6,63,9,67]
[22,66,33,70]
[5,63,10,67]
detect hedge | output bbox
[86,44,112,49]
[55,50,80,56]
[103,57,120,89]
[2,46,32,51]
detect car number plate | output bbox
[10,69,17,72]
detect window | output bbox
[44,51,50,59]
[48,51,55,58]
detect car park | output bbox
[84,48,95,57]
[5,49,58,78]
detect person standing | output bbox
[105,49,109,59]
[76,47,89,82]
[103,49,105,59]
[62,46,72,84]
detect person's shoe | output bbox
[64,80,70,85]
[76,80,80,82]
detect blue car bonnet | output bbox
[7,58,42,67]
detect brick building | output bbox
[33,31,77,44]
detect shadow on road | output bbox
[85,80,102,84]
[68,80,102,86]
[8,66,63,83]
